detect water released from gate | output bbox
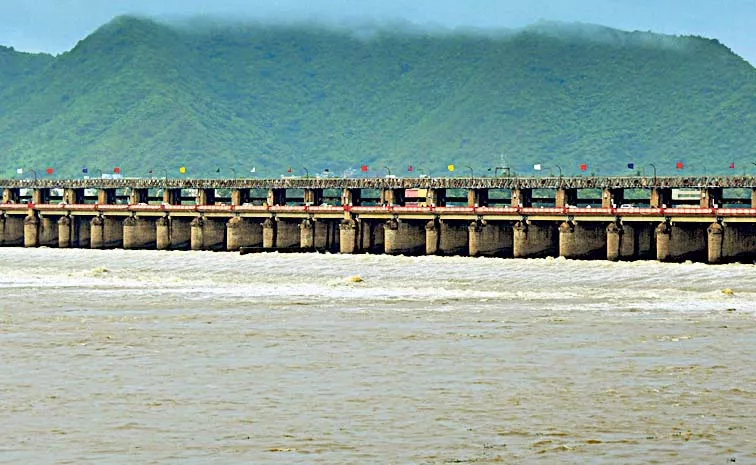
[1,248,754,464]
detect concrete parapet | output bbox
[468,220,513,257]
[385,218,425,255]
[339,219,359,253]
[707,222,756,264]
[58,216,72,248]
[513,220,558,258]
[23,214,39,248]
[191,216,226,251]
[511,188,532,208]
[123,216,157,249]
[227,217,262,250]
[559,221,607,259]
[656,222,707,262]
[0,214,24,246]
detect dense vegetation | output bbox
[0,16,754,178]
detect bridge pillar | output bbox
[656,222,707,262]
[33,188,50,205]
[129,188,149,205]
[606,222,648,261]
[63,188,84,204]
[381,188,405,206]
[196,188,216,206]
[0,214,24,246]
[467,189,488,207]
[231,189,250,206]
[427,188,446,207]
[75,217,90,248]
[559,221,607,259]
[602,188,624,208]
[156,217,191,250]
[123,216,157,249]
[97,188,116,205]
[700,187,723,208]
[267,188,286,206]
[513,220,558,258]
[163,188,182,205]
[23,213,39,248]
[303,188,323,206]
[469,220,513,257]
[707,222,756,264]
[341,189,361,206]
[427,219,468,255]
[555,188,578,208]
[58,216,72,248]
[190,216,226,251]
[385,218,425,255]
[358,220,384,253]
[262,218,299,248]
[511,188,532,208]
[300,218,339,251]
[650,187,672,208]
[226,217,262,251]
[3,188,20,204]
[752,188,756,209]
[339,219,359,254]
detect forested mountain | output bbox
[1,16,754,178]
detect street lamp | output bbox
[230,168,237,179]
[383,166,391,177]
[29,169,38,182]
[464,165,474,178]
[649,163,657,184]
[303,167,310,178]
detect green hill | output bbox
[1,16,754,178]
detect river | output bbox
[1,248,754,464]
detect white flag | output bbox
[250,167,256,173]
[533,164,542,171]
[16,168,23,174]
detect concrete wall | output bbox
[156,217,192,250]
[227,217,263,250]
[23,214,38,248]
[91,216,123,249]
[358,220,384,253]
[39,216,59,247]
[656,222,707,262]
[262,218,299,248]
[191,217,226,251]
[559,221,607,259]
[123,217,157,249]
[0,214,24,246]
[339,219,359,253]
[385,219,425,255]
[468,221,513,257]
[708,222,756,264]
[427,220,468,256]
[58,216,72,248]
[513,220,558,258]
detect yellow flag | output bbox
[447,164,455,172]
[179,166,187,174]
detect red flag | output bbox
[113,167,121,174]
[676,161,684,169]
[729,162,735,169]
[579,163,587,171]
[361,165,368,172]
[287,168,292,173]
[408,165,413,172]
[46,168,54,175]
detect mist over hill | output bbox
[0,16,754,178]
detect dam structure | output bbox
[2,175,756,263]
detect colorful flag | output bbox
[676,161,684,170]
[216,168,221,173]
[408,165,413,172]
[729,162,735,169]
[361,165,368,172]
[82,167,88,174]
[447,164,455,172]
[533,164,542,171]
[148,169,153,174]
[580,163,588,171]
[16,168,23,175]
[250,167,256,173]
[179,166,187,174]
[113,167,121,174]
[627,163,634,169]
[46,168,54,175]
[287,167,292,173]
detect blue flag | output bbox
[82,167,88,174]
[627,163,634,169]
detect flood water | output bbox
[0,248,754,464]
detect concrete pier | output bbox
[468,220,512,257]
[358,220,384,253]
[385,218,425,255]
[701,187,723,208]
[231,189,250,206]
[263,218,299,248]
[707,222,756,264]
[129,188,149,205]
[656,222,707,262]
[606,222,656,261]
[156,217,191,250]
[196,189,215,206]
[341,189,361,206]
[427,188,447,207]
[300,218,339,251]
[511,188,532,207]
[426,219,468,255]
[23,214,39,248]
[0,214,24,246]
[98,188,116,205]
[38,216,59,247]
[303,189,323,206]
[555,188,577,208]
[163,188,182,205]
[2,188,20,204]
[513,220,558,258]
[559,221,607,259]
[58,216,72,248]
[63,188,84,204]
[602,188,624,208]
[190,217,226,251]
[226,217,262,251]
[339,219,359,253]
[90,216,123,249]
[381,189,405,206]
[123,216,157,249]
[267,189,286,206]
[650,187,672,208]
[467,189,488,207]
[32,188,50,205]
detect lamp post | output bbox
[29,169,38,182]
[383,166,391,177]
[649,163,657,184]
[230,168,237,179]
[303,167,310,178]
[464,165,474,178]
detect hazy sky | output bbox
[1,0,754,65]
